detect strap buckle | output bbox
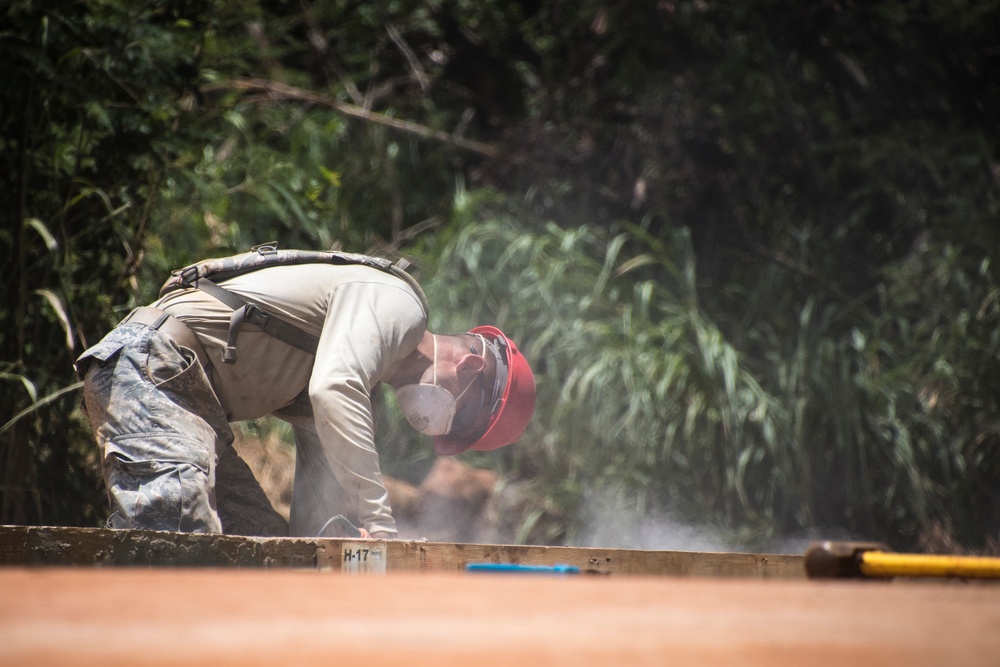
[243,303,271,331]
[178,265,200,287]
[251,242,279,255]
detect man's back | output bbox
[154,262,427,421]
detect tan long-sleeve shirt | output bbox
[153,262,428,536]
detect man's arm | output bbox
[281,413,395,537]
[300,278,425,537]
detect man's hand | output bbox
[356,528,393,539]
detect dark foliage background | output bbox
[3,0,998,552]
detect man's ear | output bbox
[456,353,486,374]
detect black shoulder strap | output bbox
[190,277,320,363]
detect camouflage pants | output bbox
[79,322,232,533]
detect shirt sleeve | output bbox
[306,278,426,536]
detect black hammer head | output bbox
[804,541,890,578]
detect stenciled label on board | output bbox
[341,541,387,574]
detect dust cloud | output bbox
[571,490,737,553]
[570,489,861,554]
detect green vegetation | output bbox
[3,0,998,552]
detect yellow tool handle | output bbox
[860,552,1000,579]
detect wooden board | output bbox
[0,525,803,578]
[1,567,997,666]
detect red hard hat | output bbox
[433,326,536,455]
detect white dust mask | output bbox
[396,335,482,436]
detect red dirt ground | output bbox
[1,568,997,666]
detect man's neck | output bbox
[387,331,436,388]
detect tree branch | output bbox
[204,77,500,159]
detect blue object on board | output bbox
[465,563,581,574]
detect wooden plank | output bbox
[383,540,802,578]
[0,525,803,578]
[0,525,318,568]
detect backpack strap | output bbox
[169,246,424,365]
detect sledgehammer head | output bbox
[804,541,889,579]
